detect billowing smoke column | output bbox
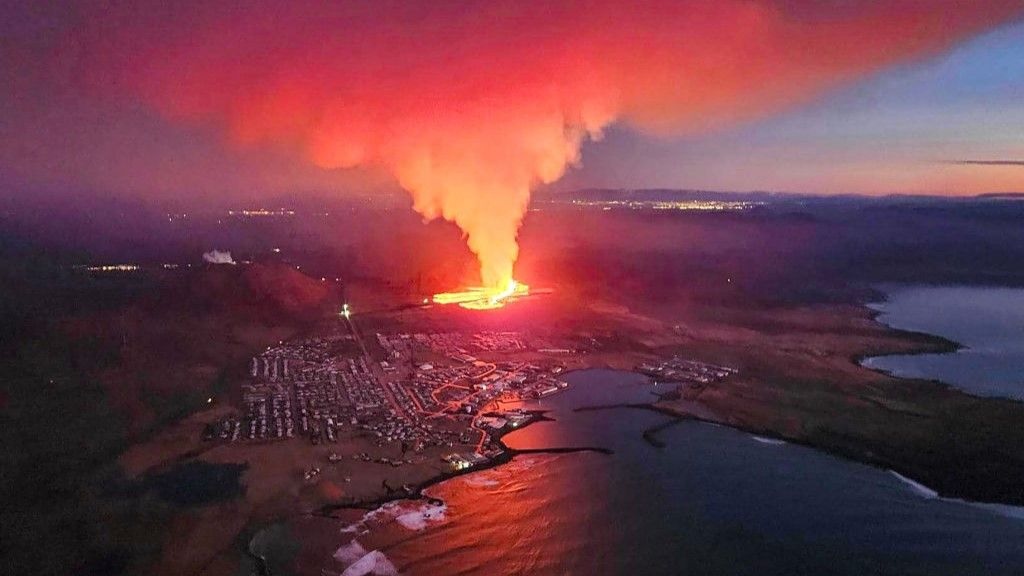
[72,1,1024,295]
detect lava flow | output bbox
[433,280,530,310]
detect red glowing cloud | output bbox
[66,0,1024,287]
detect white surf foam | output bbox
[333,540,368,564]
[337,502,401,535]
[891,470,1024,520]
[341,550,398,576]
[352,500,447,532]
[361,501,401,526]
[395,501,447,531]
[890,471,938,498]
[750,435,786,446]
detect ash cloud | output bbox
[60,0,1024,287]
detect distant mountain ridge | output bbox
[540,188,789,203]
[541,188,1024,204]
[975,192,1024,200]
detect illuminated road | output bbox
[343,312,408,420]
[343,313,370,359]
[419,360,528,454]
[470,362,496,381]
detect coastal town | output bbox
[202,323,576,475]
[637,356,737,386]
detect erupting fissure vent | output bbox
[433,280,530,310]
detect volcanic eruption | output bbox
[65,1,1024,307]
[433,280,531,310]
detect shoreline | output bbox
[577,397,1024,512]
[313,408,614,516]
[888,470,1024,521]
[316,358,1024,548]
[197,295,1024,575]
[856,287,1024,401]
[855,291,963,369]
[854,300,963,383]
[318,309,1024,519]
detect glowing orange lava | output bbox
[433,279,529,310]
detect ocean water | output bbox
[142,460,246,506]
[330,370,1024,576]
[864,286,1024,399]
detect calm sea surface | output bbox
[864,285,1024,399]
[333,369,1024,576]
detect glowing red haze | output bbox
[69,0,1024,288]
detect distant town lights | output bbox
[227,208,295,217]
[83,264,140,272]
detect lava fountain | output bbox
[63,1,1024,308]
[433,279,530,310]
